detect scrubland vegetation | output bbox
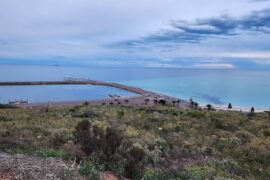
[0,104,269,179]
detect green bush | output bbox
[80,160,100,180]
[143,168,187,180]
[49,128,72,148]
[73,120,122,160]
[263,129,270,137]
[185,164,216,180]
[123,145,147,178]
[35,148,69,159]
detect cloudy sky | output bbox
[1,0,270,69]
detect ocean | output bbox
[0,65,269,108]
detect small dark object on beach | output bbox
[144,99,150,105]
[109,102,114,105]
[102,102,106,105]
[83,101,89,106]
[125,99,129,103]
[228,103,232,109]
[158,99,166,105]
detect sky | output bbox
[1,0,270,69]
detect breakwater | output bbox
[0,80,147,95]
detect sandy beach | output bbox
[209,104,269,113]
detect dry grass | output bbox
[0,104,269,179]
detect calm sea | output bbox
[0,65,269,108]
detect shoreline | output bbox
[14,98,270,113]
[211,105,269,113]
[16,96,145,108]
[0,79,269,113]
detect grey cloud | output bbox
[110,8,270,49]
[0,39,8,45]
[249,0,270,2]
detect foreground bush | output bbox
[0,105,269,179]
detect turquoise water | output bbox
[121,71,270,108]
[0,65,269,108]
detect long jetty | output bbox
[0,79,147,95]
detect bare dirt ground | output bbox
[0,152,71,180]
[0,152,121,180]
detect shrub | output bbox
[49,128,72,148]
[73,120,93,155]
[36,148,68,159]
[64,141,86,160]
[73,111,98,118]
[123,145,147,178]
[263,129,270,137]
[185,164,216,180]
[64,167,77,178]
[117,110,124,118]
[143,168,188,180]
[148,146,162,164]
[80,160,100,180]
[212,118,225,129]
[0,116,12,122]
[73,120,122,160]
[187,111,205,118]
[104,127,122,160]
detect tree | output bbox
[228,103,232,109]
[206,104,212,111]
[177,100,180,106]
[251,107,255,113]
[189,98,194,108]
[190,101,194,108]
[194,102,198,109]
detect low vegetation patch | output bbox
[0,105,269,179]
